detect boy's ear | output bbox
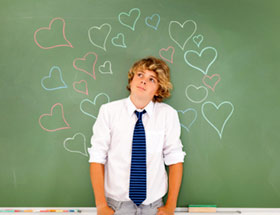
[156,85,161,96]
[155,89,159,96]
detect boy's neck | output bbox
[129,95,151,110]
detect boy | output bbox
[88,57,186,215]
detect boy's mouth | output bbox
[137,86,145,91]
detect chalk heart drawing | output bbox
[118,8,141,31]
[159,46,175,63]
[168,20,197,50]
[41,66,67,91]
[177,108,197,132]
[145,14,160,30]
[99,61,112,74]
[39,103,70,132]
[184,47,218,75]
[80,93,110,119]
[63,132,88,157]
[185,84,208,103]
[34,17,73,49]
[73,80,88,95]
[88,23,111,51]
[193,34,204,47]
[201,101,234,139]
[202,74,221,92]
[111,33,126,48]
[73,52,98,80]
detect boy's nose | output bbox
[141,80,146,85]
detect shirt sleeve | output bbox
[163,108,186,166]
[88,104,111,164]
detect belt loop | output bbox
[117,200,122,210]
[106,197,123,210]
[134,202,138,209]
[150,198,162,208]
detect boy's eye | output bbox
[137,73,143,77]
[150,78,155,83]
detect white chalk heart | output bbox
[99,61,112,74]
[184,47,218,75]
[111,33,126,48]
[63,133,88,157]
[169,20,197,50]
[88,23,111,51]
[193,34,204,47]
[201,101,234,139]
[80,93,110,119]
[185,84,208,103]
[118,8,141,31]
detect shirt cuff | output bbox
[88,147,107,164]
[164,151,186,166]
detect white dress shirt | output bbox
[88,97,186,205]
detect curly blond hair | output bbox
[127,56,173,102]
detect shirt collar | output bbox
[126,96,154,118]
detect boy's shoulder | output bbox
[154,101,177,114]
[101,97,127,112]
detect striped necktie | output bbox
[129,110,147,206]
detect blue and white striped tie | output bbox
[129,110,147,206]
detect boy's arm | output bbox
[157,162,183,215]
[88,104,113,214]
[90,163,114,215]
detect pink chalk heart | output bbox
[34,17,73,49]
[73,80,88,95]
[39,103,71,132]
[159,46,175,63]
[73,52,98,80]
[202,74,221,92]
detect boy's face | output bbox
[130,69,159,102]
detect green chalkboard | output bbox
[1,0,280,208]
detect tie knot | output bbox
[135,110,146,120]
